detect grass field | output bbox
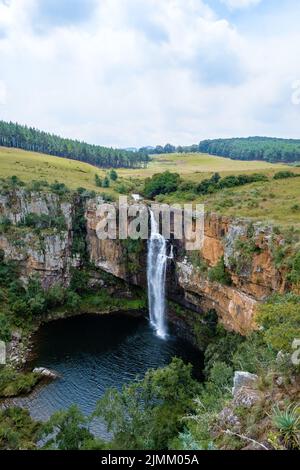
[0,147,293,187]
[161,177,300,227]
[0,146,299,226]
[118,152,292,180]
[0,147,109,192]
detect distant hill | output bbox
[0,121,149,169]
[199,137,300,163]
[142,137,300,163]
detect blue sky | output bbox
[0,0,299,147]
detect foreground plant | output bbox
[272,403,300,449]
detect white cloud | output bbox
[0,0,299,146]
[220,0,262,10]
[0,80,7,105]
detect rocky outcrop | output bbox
[175,258,257,334]
[85,197,147,286]
[33,368,59,380]
[0,189,73,229]
[169,213,288,333]
[232,371,260,408]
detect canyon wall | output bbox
[0,190,289,334]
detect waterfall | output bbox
[147,210,172,339]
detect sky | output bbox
[0,0,300,148]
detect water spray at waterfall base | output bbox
[147,211,173,339]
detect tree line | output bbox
[140,137,300,163]
[0,121,150,169]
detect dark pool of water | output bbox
[15,313,203,437]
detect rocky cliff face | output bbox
[170,214,287,334]
[0,189,77,288]
[0,190,289,335]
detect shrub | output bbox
[0,368,39,398]
[42,405,98,450]
[27,180,49,191]
[8,176,25,188]
[193,309,218,350]
[99,192,115,202]
[204,325,244,376]
[0,314,11,342]
[272,404,300,449]
[46,285,66,308]
[49,182,70,195]
[70,268,89,294]
[143,171,181,199]
[256,295,300,352]
[208,257,231,285]
[273,171,296,180]
[232,333,276,374]
[102,177,110,188]
[19,212,67,231]
[109,169,118,181]
[95,174,102,187]
[0,406,41,450]
[0,216,12,231]
[288,251,300,285]
[197,173,268,195]
[66,291,81,310]
[207,361,233,394]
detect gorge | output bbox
[0,185,299,450]
[0,188,292,343]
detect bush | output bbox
[232,333,276,374]
[204,325,244,376]
[0,216,12,231]
[193,309,218,350]
[20,213,67,231]
[8,176,25,188]
[27,180,49,191]
[256,296,300,353]
[109,169,118,181]
[102,177,110,188]
[207,361,233,394]
[288,251,300,285]
[143,171,181,199]
[49,182,70,195]
[0,368,40,398]
[272,404,300,449]
[196,173,268,195]
[42,405,98,450]
[46,285,66,308]
[70,268,89,294]
[273,171,296,180]
[0,314,11,342]
[95,174,102,187]
[0,406,41,450]
[66,291,81,310]
[208,257,231,285]
[0,257,18,286]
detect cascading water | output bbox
[147,210,173,339]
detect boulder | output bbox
[232,371,260,408]
[232,371,258,396]
[33,367,59,379]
